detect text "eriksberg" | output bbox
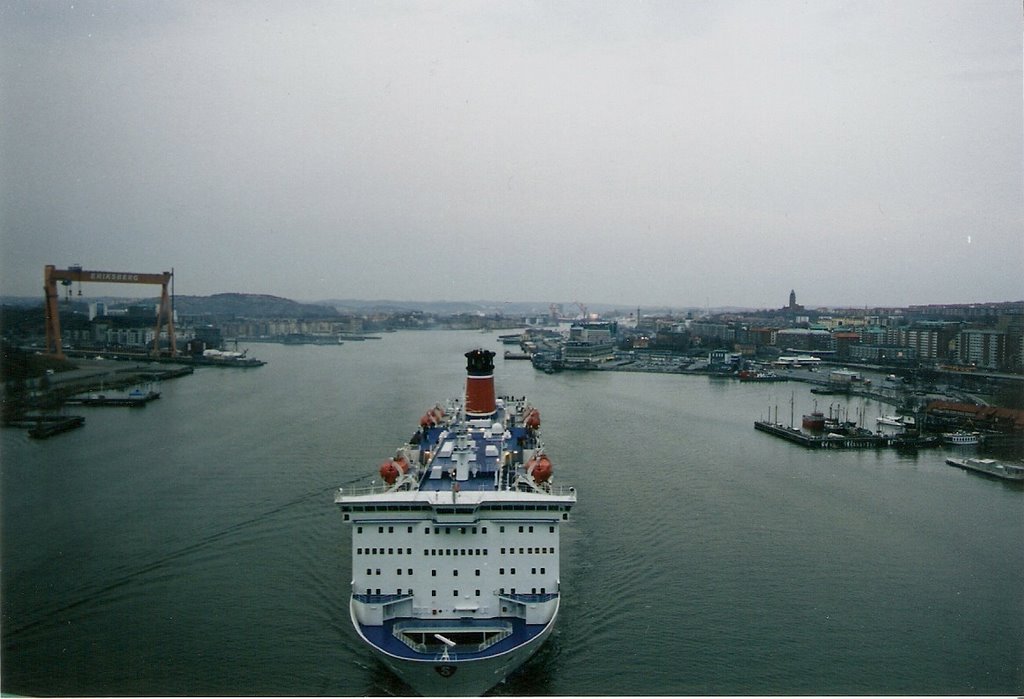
[89,272,140,282]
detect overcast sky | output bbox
[1,0,1020,309]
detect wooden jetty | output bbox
[4,415,87,439]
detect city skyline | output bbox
[2,1,1021,308]
[6,287,1021,317]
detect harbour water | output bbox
[2,330,1022,695]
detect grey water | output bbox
[2,330,1022,695]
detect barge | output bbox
[945,457,1024,482]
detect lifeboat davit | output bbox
[525,409,541,429]
[527,454,553,483]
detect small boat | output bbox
[876,415,905,427]
[945,457,1024,481]
[738,370,785,382]
[811,385,849,395]
[893,434,939,450]
[943,431,981,445]
[190,349,266,367]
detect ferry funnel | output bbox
[464,349,496,417]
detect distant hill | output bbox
[172,293,339,318]
[0,293,726,318]
[318,299,548,315]
[317,299,628,316]
[0,296,44,308]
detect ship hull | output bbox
[351,599,558,696]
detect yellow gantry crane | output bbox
[43,264,176,359]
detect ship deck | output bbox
[357,614,549,662]
[415,421,537,493]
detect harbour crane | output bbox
[574,300,588,320]
[43,264,176,359]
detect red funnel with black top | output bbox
[464,349,496,418]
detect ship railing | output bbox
[533,483,577,497]
[336,482,577,500]
[352,592,413,605]
[391,622,513,654]
[335,482,413,499]
[498,592,559,604]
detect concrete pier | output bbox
[754,420,938,450]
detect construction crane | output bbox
[43,264,176,359]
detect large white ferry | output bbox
[335,349,576,695]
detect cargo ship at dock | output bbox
[335,349,576,696]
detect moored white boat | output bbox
[945,457,1024,481]
[942,430,981,445]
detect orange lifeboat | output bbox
[525,409,541,429]
[528,454,553,483]
[379,460,401,484]
[419,412,435,428]
[393,455,410,474]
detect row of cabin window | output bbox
[355,524,556,535]
[501,546,554,555]
[356,547,490,556]
[358,588,548,596]
[355,546,555,557]
[423,548,489,556]
[363,567,547,576]
[358,547,413,555]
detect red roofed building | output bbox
[925,401,1024,434]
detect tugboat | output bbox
[335,350,577,695]
[801,411,826,432]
